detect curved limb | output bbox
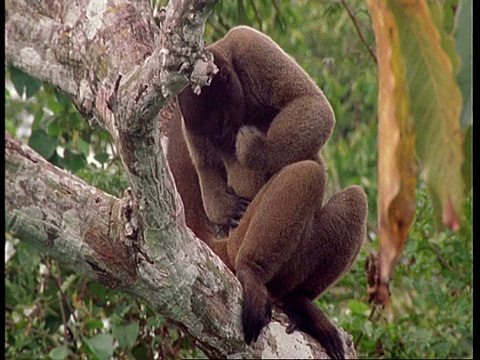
[282,292,344,359]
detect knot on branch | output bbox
[120,188,154,264]
[365,253,391,306]
[156,0,218,98]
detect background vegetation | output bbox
[5,0,472,358]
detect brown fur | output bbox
[166,101,214,242]
[220,160,366,359]
[177,26,335,229]
[171,26,367,359]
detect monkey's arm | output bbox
[236,94,334,174]
[183,130,249,229]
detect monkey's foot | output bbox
[242,292,272,344]
[282,297,345,359]
[285,316,300,334]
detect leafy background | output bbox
[5,0,472,359]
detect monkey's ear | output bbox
[219,62,233,80]
[218,63,241,100]
[213,53,245,113]
[222,62,245,117]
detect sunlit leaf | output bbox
[85,319,105,331]
[367,0,465,305]
[367,0,418,304]
[389,0,464,232]
[6,119,17,136]
[348,299,370,315]
[77,138,91,158]
[454,0,472,130]
[112,322,140,350]
[48,345,72,360]
[82,334,115,360]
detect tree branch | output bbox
[5,131,356,357]
[341,0,377,64]
[5,0,358,357]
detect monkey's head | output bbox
[178,46,246,153]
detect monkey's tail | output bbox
[282,293,344,359]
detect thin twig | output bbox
[426,241,458,274]
[248,0,263,30]
[354,305,377,348]
[271,0,286,31]
[54,260,78,323]
[341,0,377,64]
[49,259,79,344]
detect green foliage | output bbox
[5,66,199,358]
[321,187,472,359]
[5,235,205,359]
[455,0,472,191]
[9,67,43,100]
[5,67,129,198]
[5,0,471,359]
[206,1,471,358]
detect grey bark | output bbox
[5,0,357,358]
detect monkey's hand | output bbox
[236,126,269,171]
[226,187,251,227]
[204,186,250,230]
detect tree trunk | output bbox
[5,0,357,358]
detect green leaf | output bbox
[6,119,17,137]
[112,322,139,350]
[32,108,44,131]
[63,148,87,172]
[347,299,370,316]
[94,153,110,165]
[47,97,64,115]
[454,0,472,130]
[77,138,90,158]
[48,345,72,360]
[82,334,115,360]
[28,129,57,160]
[131,345,149,360]
[9,67,42,99]
[54,89,73,109]
[49,152,66,169]
[48,120,61,138]
[85,319,105,331]
[388,0,464,232]
[87,281,109,306]
[45,314,62,334]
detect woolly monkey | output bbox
[171,26,367,359]
[177,25,335,232]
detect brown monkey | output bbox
[205,160,367,359]
[172,26,367,358]
[167,102,367,358]
[165,100,216,242]
[167,133,367,359]
[177,25,335,231]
